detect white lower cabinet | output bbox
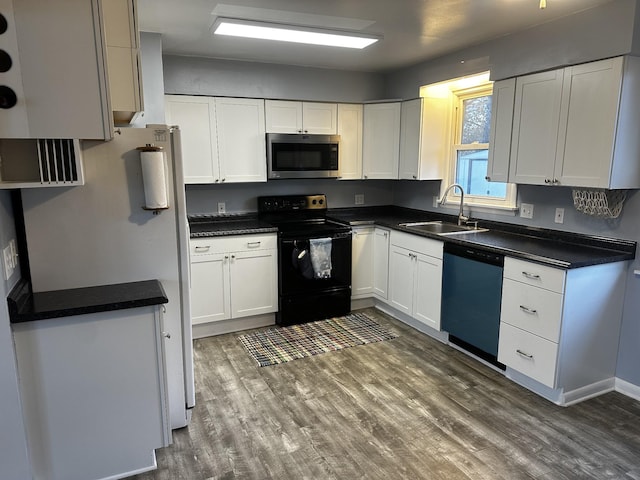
[351,227,374,298]
[498,257,626,403]
[13,305,170,480]
[189,234,277,325]
[351,226,390,301]
[388,231,443,330]
[373,227,390,299]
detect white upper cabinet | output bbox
[487,78,515,183]
[508,56,640,189]
[399,97,449,180]
[362,102,401,179]
[509,69,564,186]
[215,97,267,183]
[165,95,218,184]
[165,95,267,184]
[337,103,363,180]
[265,100,337,134]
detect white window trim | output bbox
[439,81,518,216]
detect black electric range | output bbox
[258,194,352,326]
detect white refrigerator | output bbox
[20,125,195,430]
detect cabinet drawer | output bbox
[498,323,558,388]
[190,234,277,257]
[501,278,563,342]
[504,257,565,293]
[390,230,443,259]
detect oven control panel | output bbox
[258,194,327,212]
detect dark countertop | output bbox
[188,213,277,237]
[328,206,636,269]
[8,279,168,324]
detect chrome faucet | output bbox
[438,183,469,225]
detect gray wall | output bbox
[186,180,393,215]
[163,55,386,102]
[0,191,31,480]
[386,0,639,98]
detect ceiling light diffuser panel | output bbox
[212,18,380,49]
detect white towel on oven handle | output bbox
[309,237,332,279]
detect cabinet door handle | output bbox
[383,232,388,237]
[231,254,236,259]
[485,176,491,181]
[162,331,171,339]
[544,178,551,184]
[519,305,538,315]
[194,245,210,252]
[247,241,261,248]
[516,349,534,359]
[521,271,540,280]
[412,175,417,179]
[224,255,229,259]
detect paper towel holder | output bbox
[137,144,170,215]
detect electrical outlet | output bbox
[555,207,565,224]
[217,202,226,214]
[355,194,364,205]
[520,203,534,219]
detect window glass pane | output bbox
[455,149,507,198]
[461,95,492,144]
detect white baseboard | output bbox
[192,314,275,339]
[561,378,616,406]
[615,378,640,401]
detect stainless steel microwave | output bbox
[266,133,340,179]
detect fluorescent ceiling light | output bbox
[213,18,380,49]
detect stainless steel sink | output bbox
[399,221,488,236]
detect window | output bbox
[422,73,517,213]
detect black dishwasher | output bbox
[441,243,505,369]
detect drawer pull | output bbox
[521,271,541,280]
[247,241,261,248]
[194,245,211,252]
[516,349,534,359]
[519,305,538,315]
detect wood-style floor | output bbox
[131,308,640,480]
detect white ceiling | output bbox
[137,0,614,73]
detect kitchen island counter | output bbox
[329,206,636,268]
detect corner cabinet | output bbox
[373,227,390,299]
[363,102,401,179]
[508,56,640,188]
[189,234,277,326]
[486,78,515,183]
[388,230,443,330]
[497,257,627,404]
[351,227,375,298]
[337,103,364,180]
[351,226,390,301]
[398,97,448,180]
[165,95,266,184]
[265,100,337,134]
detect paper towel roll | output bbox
[140,150,169,209]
